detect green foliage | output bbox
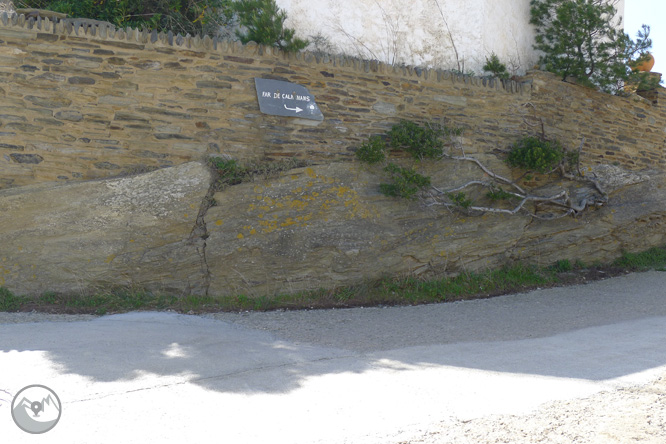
[209,157,250,189]
[0,287,23,312]
[486,185,515,201]
[388,120,445,159]
[446,192,473,209]
[232,0,308,52]
[483,52,510,80]
[380,163,431,198]
[355,136,387,164]
[507,136,564,173]
[613,246,666,270]
[574,259,587,269]
[355,120,462,199]
[2,245,666,313]
[550,259,573,272]
[17,0,234,37]
[629,70,663,92]
[209,157,307,190]
[529,0,653,94]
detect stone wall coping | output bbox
[0,11,531,95]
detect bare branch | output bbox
[439,180,492,194]
[445,154,527,195]
[430,189,581,220]
[432,0,461,71]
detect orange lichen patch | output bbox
[259,219,279,233]
[280,218,297,228]
[288,199,308,211]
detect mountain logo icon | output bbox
[11,385,62,434]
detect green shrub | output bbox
[355,120,462,199]
[355,136,387,164]
[233,0,308,52]
[483,52,510,80]
[486,185,515,201]
[507,136,564,173]
[388,120,444,159]
[380,163,431,198]
[446,192,473,209]
[17,0,234,37]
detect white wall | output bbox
[277,0,538,74]
[278,0,628,75]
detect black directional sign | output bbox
[254,78,324,121]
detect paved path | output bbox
[1,271,665,443]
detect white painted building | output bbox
[278,0,625,75]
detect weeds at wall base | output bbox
[2,246,665,315]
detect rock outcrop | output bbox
[1,160,665,297]
[0,162,211,295]
[205,162,666,296]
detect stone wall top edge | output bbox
[0,12,529,95]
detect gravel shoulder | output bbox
[402,372,666,444]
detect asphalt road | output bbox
[1,271,665,443]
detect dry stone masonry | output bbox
[0,14,665,296]
[0,13,664,190]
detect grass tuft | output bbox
[613,246,666,270]
[2,245,666,315]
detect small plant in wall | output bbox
[356,119,607,219]
[208,156,308,191]
[380,163,431,198]
[506,136,564,173]
[355,121,460,199]
[355,136,387,164]
[483,52,510,80]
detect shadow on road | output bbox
[1,272,666,395]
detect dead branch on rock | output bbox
[443,153,527,195]
[426,138,607,219]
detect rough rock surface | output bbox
[205,161,666,296]
[1,160,665,297]
[0,162,211,295]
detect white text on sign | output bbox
[261,91,311,102]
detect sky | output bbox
[624,0,665,75]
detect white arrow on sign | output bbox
[284,104,303,113]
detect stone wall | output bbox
[1,15,666,298]
[0,16,664,190]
